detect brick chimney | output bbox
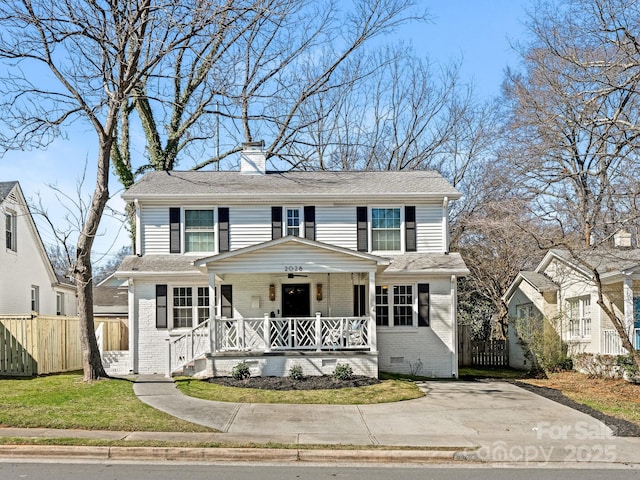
[240,140,266,175]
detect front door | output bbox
[282,284,311,317]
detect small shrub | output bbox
[231,361,251,380]
[616,354,639,375]
[333,363,354,381]
[289,364,305,380]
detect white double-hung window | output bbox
[371,208,401,251]
[567,296,591,339]
[184,209,214,253]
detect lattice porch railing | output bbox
[213,314,371,352]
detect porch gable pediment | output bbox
[193,236,389,274]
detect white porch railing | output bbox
[168,315,372,375]
[215,314,371,352]
[602,328,640,355]
[168,319,210,375]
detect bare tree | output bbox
[502,0,640,247]
[0,0,217,380]
[498,0,640,367]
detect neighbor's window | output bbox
[286,208,301,237]
[5,211,16,251]
[567,296,591,338]
[56,292,65,316]
[31,285,39,312]
[184,209,214,253]
[371,208,401,251]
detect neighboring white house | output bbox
[505,241,640,369]
[0,181,77,316]
[114,143,469,378]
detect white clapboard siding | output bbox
[229,206,272,250]
[416,203,444,253]
[141,207,170,254]
[315,206,358,250]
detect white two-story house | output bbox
[115,143,469,378]
[1,181,77,316]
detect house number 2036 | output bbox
[284,266,303,272]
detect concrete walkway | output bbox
[2,375,639,465]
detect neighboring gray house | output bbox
[114,143,469,378]
[505,240,640,369]
[1,181,76,316]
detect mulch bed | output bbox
[207,375,380,391]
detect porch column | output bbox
[623,276,634,343]
[369,271,377,352]
[209,271,217,353]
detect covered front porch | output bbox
[168,236,389,377]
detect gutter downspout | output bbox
[451,274,458,378]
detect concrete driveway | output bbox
[134,377,617,451]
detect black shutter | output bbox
[218,207,230,253]
[356,207,368,252]
[418,283,430,327]
[271,206,282,239]
[169,207,181,253]
[221,285,233,318]
[304,206,315,240]
[156,285,168,328]
[405,206,416,252]
[353,284,366,316]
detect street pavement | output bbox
[1,375,639,466]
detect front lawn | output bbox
[176,377,424,404]
[0,373,212,432]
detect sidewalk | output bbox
[1,375,639,465]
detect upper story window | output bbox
[184,209,214,253]
[567,296,591,339]
[5,211,16,251]
[371,208,401,251]
[286,208,301,237]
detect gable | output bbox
[195,237,387,274]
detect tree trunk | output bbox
[74,143,111,381]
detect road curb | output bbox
[0,445,465,464]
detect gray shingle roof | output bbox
[118,255,201,274]
[123,170,461,200]
[384,252,469,275]
[0,181,18,203]
[117,252,469,276]
[549,248,640,274]
[519,271,558,293]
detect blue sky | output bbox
[0,0,530,265]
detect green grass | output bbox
[0,373,212,432]
[176,378,424,404]
[458,367,528,380]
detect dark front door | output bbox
[282,284,311,317]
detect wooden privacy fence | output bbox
[0,315,127,377]
[471,340,509,367]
